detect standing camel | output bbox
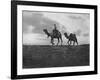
[64,32,78,45]
[43,29,63,45]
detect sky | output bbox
[22,11,90,45]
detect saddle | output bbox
[69,33,76,40]
[53,30,60,37]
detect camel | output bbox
[64,32,78,45]
[43,29,63,45]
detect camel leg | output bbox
[75,39,78,45]
[67,40,70,45]
[60,37,63,46]
[67,40,69,45]
[73,41,75,46]
[76,40,78,45]
[50,39,52,45]
[51,38,54,45]
[69,41,72,45]
[76,41,78,45]
[75,38,78,45]
[57,38,59,46]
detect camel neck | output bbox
[65,33,69,39]
[45,30,50,37]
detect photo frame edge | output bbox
[11,1,98,79]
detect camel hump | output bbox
[69,33,73,37]
[73,34,76,37]
[69,33,77,39]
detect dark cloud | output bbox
[22,11,59,34]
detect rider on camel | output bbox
[53,24,59,36]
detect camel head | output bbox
[64,32,69,39]
[43,29,50,38]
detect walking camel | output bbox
[43,29,63,45]
[64,32,78,45]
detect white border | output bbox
[17,5,94,75]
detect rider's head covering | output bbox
[54,24,57,29]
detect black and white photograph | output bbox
[11,1,97,79]
[23,11,90,68]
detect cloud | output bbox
[23,12,43,33]
[22,11,59,34]
[83,33,89,37]
[67,13,90,31]
[74,29,82,36]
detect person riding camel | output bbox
[53,24,59,36]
